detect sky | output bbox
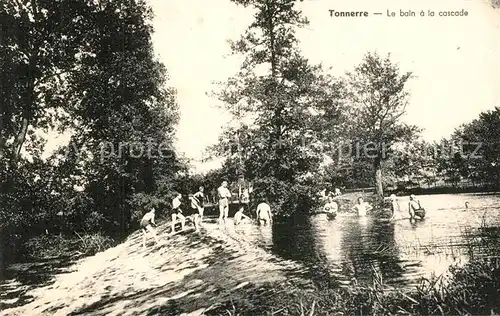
[44,0,500,172]
[145,0,500,172]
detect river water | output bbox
[234,193,500,289]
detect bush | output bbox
[75,232,115,256]
[23,234,78,260]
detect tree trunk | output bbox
[13,117,29,158]
[374,158,383,197]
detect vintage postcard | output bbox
[1,0,499,315]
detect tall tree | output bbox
[1,0,180,236]
[449,107,500,187]
[346,52,420,197]
[0,0,92,160]
[212,0,340,213]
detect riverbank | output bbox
[206,256,500,315]
[2,216,500,315]
[0,219,305,316]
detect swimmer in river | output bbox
[408,194,426,221]
[323,196,339,219]
[352,197,373,217]
[234,206,251,225]
[388,194,401,221]
[256,202,272,226]
[465,201,470,209]
[140,208,160,248]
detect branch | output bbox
[34,69,76,87]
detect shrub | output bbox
[75,232,115,256]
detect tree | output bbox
[1,0,180,238]
[211,0,341,213]
[345,52,420,197]
[0,0,94,161]
[447,107,500,187]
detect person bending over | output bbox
[140,207,160,248]
[408,194,426,221]
[256,202,272,226]
[234,206,251,225]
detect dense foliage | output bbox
[0,0,181,264]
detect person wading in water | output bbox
[408,194,426,221]
[256,202,273,226]
[234,205,251,225]
[352,197,373,217]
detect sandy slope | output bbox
[1,220,304,316]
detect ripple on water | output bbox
[236,193,500,289]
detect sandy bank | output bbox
[0,220,306,316]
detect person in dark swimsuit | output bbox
[193,186,205,223]
[171,193,185,234]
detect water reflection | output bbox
[237,193,500,289]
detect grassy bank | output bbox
[206,257,500,315]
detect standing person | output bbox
[352,197,373,217]
[140,207,160,248]
[188,193,202,232]
[193,186,205,223]
[240,188,250,204]
[256,202,272,226]
[217,181,232,227]
[408,194,426,221]
[171,193,186,234]
[388,194,401,221]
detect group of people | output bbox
[138,180,273,248]
[321,193,427,221]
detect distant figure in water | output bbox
[388,194,401,221]
[334,187,342,196]
[256,202,273,225]
[465,201,470,209]
[323,196,339,219]
[408,194,426,221]
[234,206,251,225]
[353,197,373,217]
[140,208,159,248]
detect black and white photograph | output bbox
[1,0,500,315]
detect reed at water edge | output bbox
[205,217,500,316]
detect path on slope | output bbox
[1,219,307,316]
